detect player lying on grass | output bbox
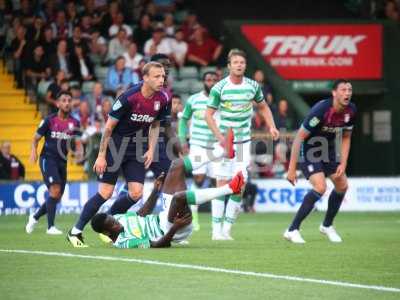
[89,144,244,248]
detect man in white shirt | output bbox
[107,28,130,62]
[171,29,188,68]
[108,12,133,38]
[143,28,172,58]
[123,41,144,71]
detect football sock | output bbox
[46,196,58,229]
[222,195,241,235]
[212,197,225,236]
[185,185,232,205]
[190,182,202,230]
[289,190,322,231]
[109,194,138,215]
[74,193,106,232]
[323,190,345,227]
[34,202,47,220]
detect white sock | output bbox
[223,197,241,236]
[71,227,82,235]
[187,185,232,205]
[212,198,225,236]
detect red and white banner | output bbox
[241,24,382,80]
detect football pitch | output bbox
[0,212,399,300]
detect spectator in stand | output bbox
[187,25,222,67]
[11,24,28,87]
[0,141,25,180]
[275,99,295,131]
[80,14,94,40]
[46,72,69,114]
[15,0,34,26]
[89,29,108,62]
[66,1,79,29]
[70,45,95,82]
[163,13,176,37]
[83,0,103,29]
[100,0,120,38]
[170,28,187,68]
[67,25,90,56]
[77,100,92,129]
[181,11,198,40]
[253,69,276,115]
[70,84,85,119]
[50,39,72,78]
[107,28,130,63]
[143,27,172,58]
[215,66,224,80]
[39,0,57,24]
[25,44,51,93]
[108,12,132,38]
[26,16,45,45]
[133,14,153,53]
[123,41,144,71]
[105,55,139,93]
[5,17,21,53]
[50,10,69,40]
[101,99,112,123]
[271,142,289,178]
[384,0,399,21]
[86,82,108,119]
[136,58,147,81]
[40,26,57,58]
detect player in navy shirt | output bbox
[26,91,82,235]
[67,62,169,247]
[284,79,357,244]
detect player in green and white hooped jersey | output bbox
[91,145,245,248]
[178,71,219,231]
[205,49,280,240]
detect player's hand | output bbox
[143,150,154,169]
[269,127,280,141]
[93,156,107,175]
[286,168,297,186]
[173,213,192,229]
[334,163,346,178]
[30,150,38,164]
[154,172,166,192]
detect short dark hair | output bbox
[332,79,351,90]
[202,71,217,81]
[91,213,108,233]
[56,90,72,99]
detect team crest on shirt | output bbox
[68,122,74,130]
[309,117,320,127]
[154,101,160,111]
[344,114,350,123]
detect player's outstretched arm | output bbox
[257,100,279,140]
[287,127,310,186]
[150,213,192,248]
[137,172,166,217]
[93,117,118,175]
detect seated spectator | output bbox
[215,66,224,80]
[99,0,120,38]
[26,16,45,45]
[107,28,130,63]
[187,25,222,67]
[163,13,176,37]
[0,141,25,180]
[45,71,69,114]
[108,12,132,38]
[123,41,144,71]
[143,27,172,58]
[80,14,94,40]
[170,28,188,68]
[70,84,83,118]
[66,1,79,29]
[70,45,95,82]
[50,10,69,40]
[385,0,399,21]
[67,25,90,56]
[181,11,199,41]
[89,29,108,61]
[50,39,72,78]
[253,69,276,115]
[39,0,57,24]
[77,100,93,129]
[40,26,57,58]
[133,14,153,53]
[25,44,50,93]
[11,24,29,88]
[15,0,34,27]
[86,82,108,118]
[275,99,295,131]
[106,56,139,93]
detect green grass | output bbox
[0,212,399,300]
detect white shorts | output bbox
[189,144,217,178]
[158,193,193,243]
[214,141,251,181]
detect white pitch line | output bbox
[1,249,399,293]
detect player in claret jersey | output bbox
[284,79,357,244]
[67,62,170,247]
[26,91,82,235]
